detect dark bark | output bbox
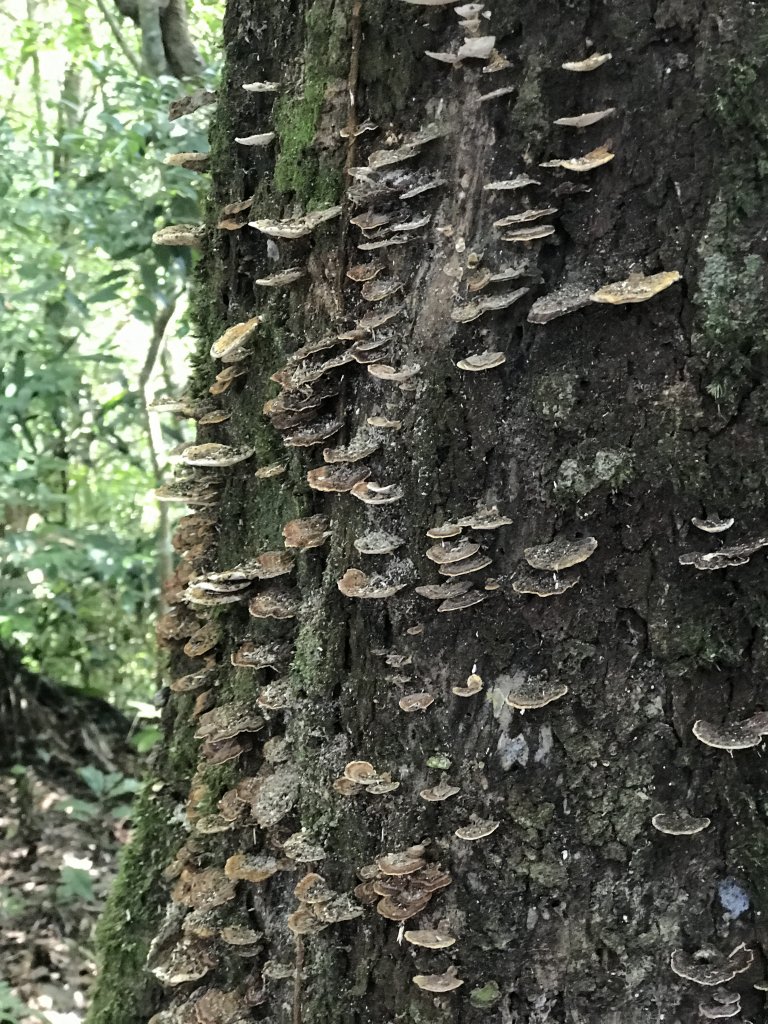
[88,1,768,1023]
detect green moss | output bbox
[272,0,346,206]
[86,788,181,1024]
[469,981,502,1009]
[511,54,548,145]
[693,17,768,412]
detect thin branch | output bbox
[93,0,143,75]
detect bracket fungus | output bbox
[350,480,404,505]
[591,269,682,304]
[283,830,327,862]
[179,444,255,468]
[354,531,404,555]
[234,131,275,146]
[554,108,616,128]
[307,464,371,493]
[438,552,492,576]
[347,260,384,282]
[670,944,754,986]
[527,282,593,323]
[249,205,342,238]
[451,287,529,322]
[404,929,456,949]
[505,676,568,710]
[524,535,597,571]
[368,363,421,382]
[561,52,612,71]
[171,867,237,911]
[698,1000,741,1019]
[152,224,204,247]
[456,350,506,371]
[399,692,435,712]
[485,174,541,191]
[283,515,331,549]
[458,506,513,530]
[651,811,711,835]
[439,590,488,612]
[242,79,280,91]
[426,523,462,540]
[419,778,460,801]
[452,672,484,696]
[337,568,407,599]
[426,539,480,564]
[501,224,556,242]
[413,968,464,993]
[494,207,558,227]
[512,569,580,597]
[361,278,404,302]
[692,715,767,750]
[183,621,222,658]
[691,515,735,534]
[540,145,615,172]
[224,853,283,884]
[416,580,472,600]
[254,268,305,287]
[230,640,291,671]
[248,589,300,619]
[455,818,499,841]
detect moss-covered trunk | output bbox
[88,0,768,1022]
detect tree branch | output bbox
[93,0,143,75]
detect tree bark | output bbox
[88,2,768,1023]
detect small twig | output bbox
[93,0,143,75]
[292,934,305,1024]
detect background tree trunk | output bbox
[88,1,768,1023]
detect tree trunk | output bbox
[87,2,768,1023]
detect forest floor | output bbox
[0,711,137,1024]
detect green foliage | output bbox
[0,0,223,705]
[0,983,42,1024]
[56,866,96,905]
[55,767,141,821]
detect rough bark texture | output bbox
[88,2,768,1024]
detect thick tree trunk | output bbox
[88,2,768,1023]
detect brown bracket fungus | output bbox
[505,676,568,710]
[458,506,513,530]
[152,224,204,247]
[171,867,237,910]
[361,278,403,302]
[413,968,464,993]
[404,929,456,949]
[230,640,292,671]
[561,52,613,71]
[224,853,283,884]
[347,260,385,282]
[416,580,472,600]
[691,515,735,534]
[183,621,222,658]
[451,287,529,322]
[670,944,754,986]
[540,145,615,172]
[283,831,327,862]
[307,464,371,493]
[524,535,597,571]
[337,568,407,599]
[651,811,711,835]
[554,108,616,127]
[485,174,541,191]
[282,515,331,549]
[368,363,421,382]
[248,589,300,619]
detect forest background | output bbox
[1,0,221,1018]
